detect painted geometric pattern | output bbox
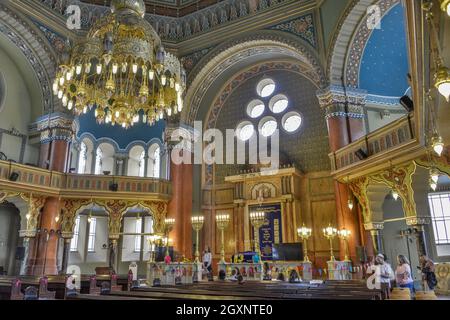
[181,46,214,75]
[268,14,316,48]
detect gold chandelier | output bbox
[53,0,186,129]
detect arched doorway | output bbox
[0,201,21,275]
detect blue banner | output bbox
[250,203,282,260]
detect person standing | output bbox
[374,254,394,299]
[419,255,437,291]
[203,247,212,274]
[395,255,414,293]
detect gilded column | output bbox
[406,217,430,258]
[364,222,384,255]
[104,200,128,273]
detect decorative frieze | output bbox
[316,85,367,119]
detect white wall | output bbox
[0,45,39,165]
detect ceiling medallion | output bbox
[53,0,186,129]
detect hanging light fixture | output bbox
[423,2,450,101]
[429,177,438,191]
[53,0,186,129]
[347,199,354,210]
[435,66,450,102]
[391,190,399,201]
[430,167,440,184]
[431,133,445,156]
[441,0,450,17]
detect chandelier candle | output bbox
[53,0,186,129]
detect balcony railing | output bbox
[329,115,417,173]
[0,160,172,200]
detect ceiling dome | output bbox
[111,0,146,17]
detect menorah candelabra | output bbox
[297,224,312,263]
[338,228,351,262]
[147,234,162,263]
[323,224,338,262]
[216,214,230,264]
[191,216,204,263]
[249,211,266,256]
[164,218,175,257]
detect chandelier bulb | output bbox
[59,77,65,86]
[96,64,102,75]
[85,63,92,74]
[430,179,437,191]
[392,190,399,201]
[83,106,88,114]
[112,64,118,74]
[175,82,180,92]
[149,69,155,80]
[53,82,58,94]
[58,90,63,99]
[132,64,138,74]
[115,110,120,118]
[62,95,68,106]
[66,71,72,81]
[76,65,82,75]
[68,100,74,110]
[161,75,167,86]
[432,134,445,156]
[122,63,127,73]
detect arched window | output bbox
[77,142,87,174]
[138,151,145,178]
[94,147,103,175]
[152,146,160,178]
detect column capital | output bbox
[33,112,76,144]
[405,216,430,227]
[364,222,384,231]
[316,86,367,119]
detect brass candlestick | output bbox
[164,218,175,257]
[338,228,351,262]
[250,211,266,256]
[216,214,230,264]
[191,216,204,263]
[147,234,161,263]
[322,224,338,262]
[297,224,312,263]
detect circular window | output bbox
[246,99,265,118]
[282,112,302,133]
[269,94,289,114]
[256,78,275,98]
[259,117,278,137]
[236,121,255,141]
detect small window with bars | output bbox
[134,218,142,252]
[428,193,450,245]
[70,216,80,252]
[87,218,97,252]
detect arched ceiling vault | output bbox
[0,4,60,117]
[181,30,326,126]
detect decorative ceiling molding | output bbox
[345,0,400,88]
[181,31,326,126]
[327,0,375,86]
[267,13,316,48]
[0,4,59,113]
[36,0,301,41]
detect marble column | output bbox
[317,87,366,261]
[60,238,71,275]
[406,217,430,258]
[165,125,193,259]
[30,114,74,275]
[365,223,384,255]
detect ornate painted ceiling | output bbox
[81,0,229,16]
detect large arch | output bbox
[181,30,326,126]
[0,4,59,114]
[327,0,401,86]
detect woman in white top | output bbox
[395,254,414,292]
[203,247,212,274]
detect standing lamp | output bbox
[249,211,266,256]
[338,228,352,262]
[322,224,338,262]
[191,216,204,263]
[297,224,312,263]
[216,214,230,264]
